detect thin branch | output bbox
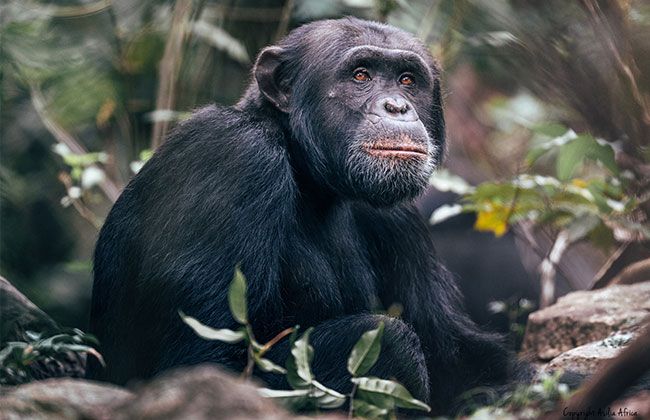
[538,231,570,308]
[58,173,102,230]
[582,0,650,127]
[204,5,284,22]
[242,345,256,380]
[29,84,121,203]
[258,327,293,357]
[416,0,441,43]
[273,0,294,43]
[348,381,358,419]
[514,222,580,291]
[241,324,258,380]
[151,0,194,149]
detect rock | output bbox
[521,282,650,360]
[0,365,347,420]
[611,391,650,420]
[0,378,133,420]
[111,365,294,420]
[543,333,635,375]
[0,276,58,342]
[0,276,86,382]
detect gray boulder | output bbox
[521,282,650,361]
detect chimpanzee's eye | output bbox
[399,73,415,86]
[353,68,371,81]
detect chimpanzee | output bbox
[89,17,518,414]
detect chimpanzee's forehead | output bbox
[346,21,423,51]
[304,18,436,69]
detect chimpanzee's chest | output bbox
[280,204,379,326]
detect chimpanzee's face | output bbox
[255,19,445,206]
[314,43,443,206]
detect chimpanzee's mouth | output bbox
[363,143,428,158]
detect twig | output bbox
[242,345,255,380]
[151,0,194,149]
[504,182,520,230]
[348,381,359,419]
[58,173,102,230]
[273,0,294,43]
[538,231,570,308]
[29,84,121,203]
[258,327,293,358]
[514,222,580,290]
[416,0,441,43]
[241,324,261,380]
[582,0,650,126]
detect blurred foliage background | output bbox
[1,0,649,343]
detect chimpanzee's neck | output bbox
[290,157,340,216]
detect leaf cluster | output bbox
[453,371,571,420]
[430,124,649,249]
[181,267,430,419]
[180,266,286,378]
[0,328,103,385]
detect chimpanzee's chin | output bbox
[343,163,431,206]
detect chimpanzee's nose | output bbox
[369,96,417,122]
[384,98,409,114]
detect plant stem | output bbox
[258,327,293,357]
[241,344,255,379]
[348,381,358,419]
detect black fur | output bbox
[89,17,515,415]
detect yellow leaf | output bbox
[572,178,587,188]
[474,206,509,237]
[96,98,115,129]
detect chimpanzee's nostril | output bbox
[384,101,407,114]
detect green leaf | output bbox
[258,385,345,410]
[556,134,619,180]
[587,222,615,251]
[356,389,395,411]
[312,380,347,408]
[585,183,613,213]
[258,388,312,411]
[564,213,601,243]
[348,322,384,377]
[525,147,551,167]
[38,334,69,349]
[46,69,119,129]
[179,311,246,343]
[56,344,105,366]
[286,327,315,389]
[556,138,585,180]
[530,122,568,138]
[525,127,576,166]
[429,204,464,225]
[352,398,390,420]
[254,356,286,374]
[229,265,248,324]
[428,169,475,195]
[352,377,431,412]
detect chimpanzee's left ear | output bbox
[254,46,290,113]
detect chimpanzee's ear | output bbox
[254,46,290,113]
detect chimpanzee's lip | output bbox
[363,143,428,157]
